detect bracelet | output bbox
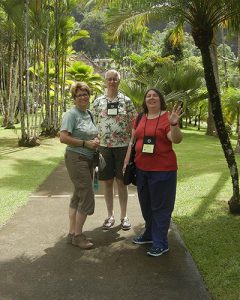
[82,140,85,147]
[170,123,178,126]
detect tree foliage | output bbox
[88,0,240,213]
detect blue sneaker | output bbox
[147,246,169,257]
[132,235,153,244]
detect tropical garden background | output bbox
[1,1,240,299]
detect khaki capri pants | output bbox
[64,151,94,215]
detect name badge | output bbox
[107,102,118,116]
[142,136,156,154]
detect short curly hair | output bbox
[70,82,91,98]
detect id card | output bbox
[142,136,156,154]
[107,102,118,116]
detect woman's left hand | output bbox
[85,138,100,150]
[169,104,184,125]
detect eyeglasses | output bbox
[75,93,89,99]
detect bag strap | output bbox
[135,112,144,129]
[87,109,94,124]
[132,112,144,145]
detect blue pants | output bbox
[136,168,177,249]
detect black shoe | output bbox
[132,235,153,244]
[147,246,169,257]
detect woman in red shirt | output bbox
[124,88,183,257]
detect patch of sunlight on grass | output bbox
[171,128,240,299]
[0,132,66,227]
[175,172,230,218]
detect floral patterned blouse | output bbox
[92,92,137,147]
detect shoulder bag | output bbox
[123,112,144,186]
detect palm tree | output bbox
[1,0,42,145]
[0,1,21,129]
[91,0,240,213]
[66,61,103,94]
[187,1,240,213]
[0,0,92,139]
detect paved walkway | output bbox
[0,161,211,300]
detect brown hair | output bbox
[70,82,91,98]
[142,88,166,113]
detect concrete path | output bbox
[0,161,211,300]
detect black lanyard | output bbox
[143,112,161,138]
[107,97,119,116]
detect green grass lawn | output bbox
[1,124,240,299]
[173,127,240,300]
[0,125,65,226]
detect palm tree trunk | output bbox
[53,0,60,134]
[206,100,216,135]
[200,44,240,213]
[42,0,51,136]
[18,46,27,142]
[0,60,7,125]
[60,54,66,121]
[34,41,41,138]
[4,37,14,128]
[10,41,19,127]
[23,0,30,139]
[206,42,217,136]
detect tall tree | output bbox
[91,0,240,213]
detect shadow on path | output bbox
[0,161,211,300]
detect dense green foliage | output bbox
[74,10,110,58]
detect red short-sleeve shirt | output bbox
[133,112,177,171]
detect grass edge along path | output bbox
[173,128,240,300]
[0,127,65,228]
[1,126,240,300]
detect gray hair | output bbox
[105,69,121,81]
